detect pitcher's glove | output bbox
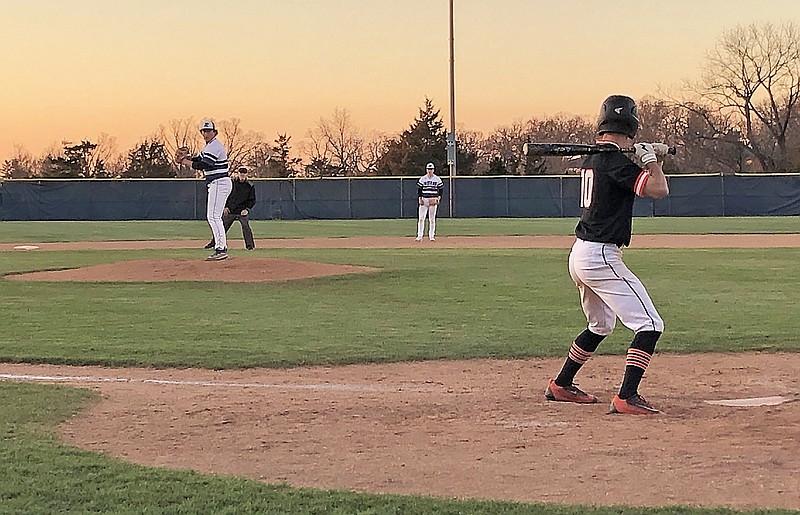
[175,146,190,164]
[428,197,440,206]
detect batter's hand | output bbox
[651,143,671,157]
[634,143,658,166]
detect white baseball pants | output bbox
[568,238,664,335]
[207,176,232,251]
[417,200,438,240]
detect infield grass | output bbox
[0,247,798,367]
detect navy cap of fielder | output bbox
[200,119,217,132]
[426,162,435,170]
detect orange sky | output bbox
[1,1,797,162]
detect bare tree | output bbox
[360,130,390,176]
[90,133,119,177]
[159,118,199,178]
[307,108,366,176]
[1,145,40,178]
[217,118,266,172]
[481,121,529,175]
[679,22,800,172]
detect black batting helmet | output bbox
[596,95,639,139]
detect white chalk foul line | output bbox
[0,373,445,393]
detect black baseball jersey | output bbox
[574,142,651,247]
[225,179,256,214]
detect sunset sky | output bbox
[1,1,797,162]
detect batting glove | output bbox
[651,143,671,157]
[634,142,658,166]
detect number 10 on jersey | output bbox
[580,168,594,208]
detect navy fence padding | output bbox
[456,177,509,217]
[1,174,799,220]
[723,175,800,216]
[655,175,723,216]
[294,180,350,219]
[350,178,401,219]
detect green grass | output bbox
[0,216,798,242]
[1,247,798,368]
[1,382,794,515]
[2,218,799,513]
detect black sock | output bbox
[618,330,661,399]
[554,329,606,387]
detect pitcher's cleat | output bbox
[609,394,660,415]
[205,248,228,261]
[544,379,598,403]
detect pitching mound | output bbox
[6,258,378,283]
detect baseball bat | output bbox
[523,142,677,157]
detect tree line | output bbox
[3,22,799,179]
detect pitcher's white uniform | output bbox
[192,120,231,256]
[416,163,444,241]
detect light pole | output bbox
[447,0,456,217]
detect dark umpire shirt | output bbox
[226,179,256,214]
[574,143,652,247]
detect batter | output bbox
[544,95,670,415]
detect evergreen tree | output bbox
[41,141,99,178]
[122,140,175,178]
[376,98,448,176]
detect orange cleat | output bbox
[609,394,660,415]
[544,379,598,404]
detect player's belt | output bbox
[204,171,229,184]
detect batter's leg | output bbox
[618,330,661,399]
[573,244,663,334]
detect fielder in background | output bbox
[205,166,257,251]
[176,119,232,261]
[545,95,670,415]
[416,162,444,242]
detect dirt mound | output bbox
[6,258,378,283]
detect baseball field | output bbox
[1,217,799,514]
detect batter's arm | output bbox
[642,162,669,199]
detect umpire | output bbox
[205,166,257,250]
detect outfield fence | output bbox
[1,173,799,221]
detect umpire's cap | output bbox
[237,166,248,174]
